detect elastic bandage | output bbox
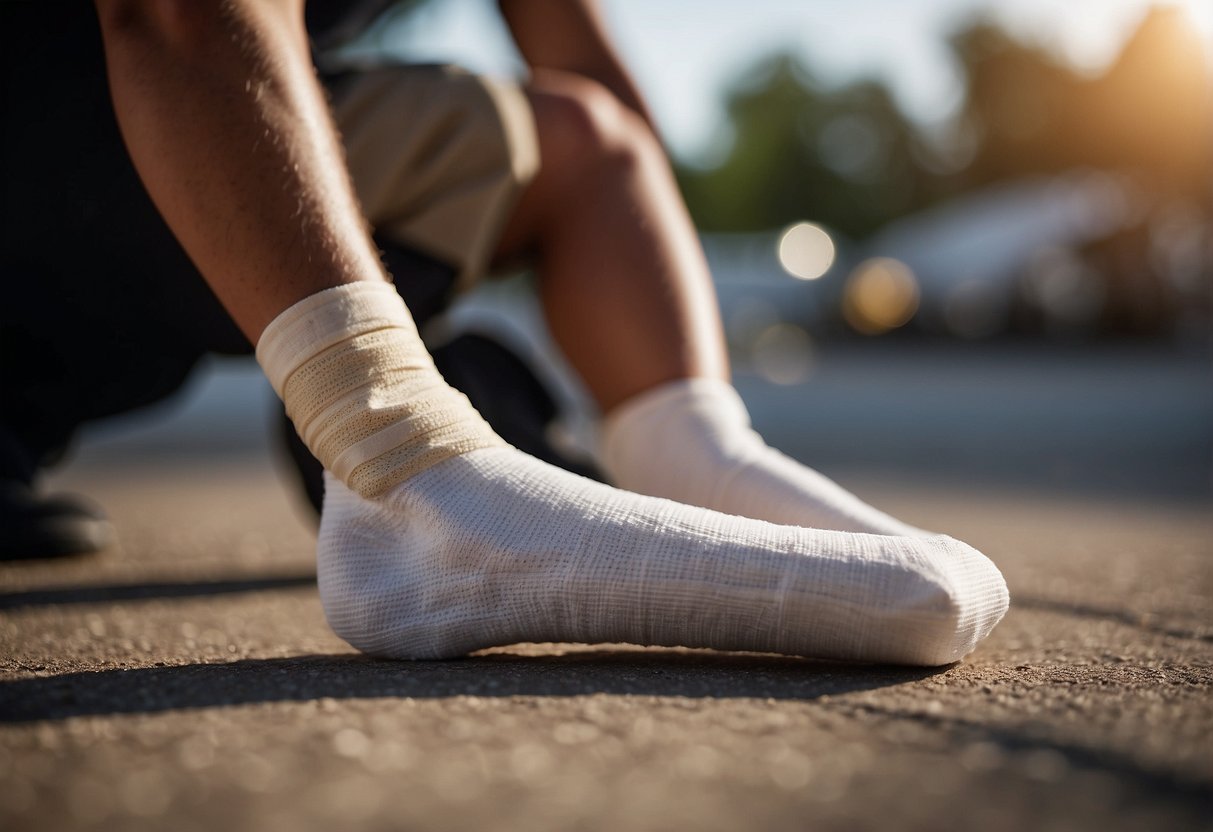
[256,281,505,497]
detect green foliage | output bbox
[677,54,935,238]
[676,8,1213,237]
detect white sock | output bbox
[600,378,926,536]
[259,283,1008,665]
[319,457,1006,664]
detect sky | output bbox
[367,0,1213,164]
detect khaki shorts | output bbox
[329,65,539,292]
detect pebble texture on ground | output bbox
[2,462,1211,832]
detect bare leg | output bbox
[95,0,385,341]
[494,70,728,413]
[494,72,927,535]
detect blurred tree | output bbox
[679,7,1212,237]
[952,7,1213,205]
[950,7,1213,336]
[676,54,936,238]
[948,22,1080,183]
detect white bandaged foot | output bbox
[259,283,1008,664]
[600,378,926,536]
[319,457,1007,664]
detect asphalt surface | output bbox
[1,344,1211,831]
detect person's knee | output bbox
[528,72,656,178]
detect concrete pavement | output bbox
[2,345,1211,831]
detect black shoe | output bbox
[0,480,113,560]
[431,332,604,482]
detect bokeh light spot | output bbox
[752,323,816,385]
[842,258,920,335]
[943,279,1005,339]
[1022,247,1106,330]
[727,297,782,352]
[777,222,836,280]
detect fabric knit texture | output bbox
[600,377,926,536]
[255,281,505,497]
[318,451,1009,665]
[260,283,1008,665]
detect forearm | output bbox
[94,0,386,341]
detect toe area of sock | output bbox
[884,535,1009,666]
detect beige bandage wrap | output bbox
[255,282,506,498]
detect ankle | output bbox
[256,282,506,499]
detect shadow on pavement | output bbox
[1013,595,1213,643]
[0,572,316,611]
[0,652,943,723]
[840,701,1213,819]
